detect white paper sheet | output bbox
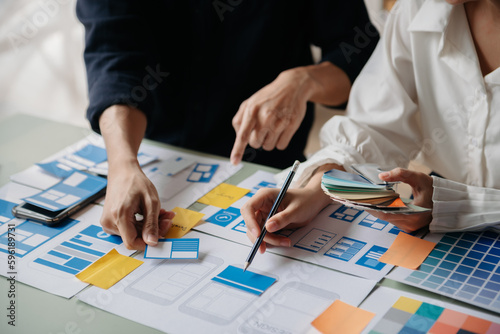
[0,182,134,298]
[77,230,377,334]
[195,170,407,281]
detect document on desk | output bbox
[0,183,134,298]
[360,286,500,334]
[195,170,408,281]
[387,230,500,314]
[77,230,376,334]
[9,134,242,206]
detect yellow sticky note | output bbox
[197,183,250,209]
[312,300,375,334]
[165,207,205,238]
[379,232,437,270]
[76,249,143,289]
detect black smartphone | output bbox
[11,187,106,226]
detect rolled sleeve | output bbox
[430,176,500,233]
[76,0,157,134]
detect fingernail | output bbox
[146,234,157,246]
[379,172,390,179]
[280,239,291,247]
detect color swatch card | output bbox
[212,265,277,296]
[387,230,500,313]
[23,171,106,211]
[145,238,199,259]
[368,296,500,334]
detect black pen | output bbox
[243,160,300,272]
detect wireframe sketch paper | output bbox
[77,231,377,334]
[195,170,412,281]
[0,184,134,298]
[145,238,199,259]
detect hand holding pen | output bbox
[243,160,300,271]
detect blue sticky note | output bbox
[212,265,276,295]
[187,163,219,183]
[37,161,75,178]
[23,171,107,212]
[145,238,199,259]
[72,144,108,164]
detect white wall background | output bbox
[0,0,387,128]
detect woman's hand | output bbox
[368,168,434,232]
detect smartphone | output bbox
[11,187,106,226]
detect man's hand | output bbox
[98,105,174,250]
[101,162,175,250]
[230,62,351,165]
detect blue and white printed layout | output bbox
[143,153,241,212]
[0,183,134,298]
[23,171,106,211]
[9,133,157,190]
[77,231,376,334]
[387,230,500,313]
[145,238,199,259]
[195,170,413,281]
[9,134,242,211]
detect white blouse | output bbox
[293,0,500,232]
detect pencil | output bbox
[243,160,300,272]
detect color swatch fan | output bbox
[321,169,429,214]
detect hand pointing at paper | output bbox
[230,62,351,166]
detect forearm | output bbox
[287,61,351,107]
[99,105,147,171]
[303,163,345,208]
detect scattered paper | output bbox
[23,171,106,211]
[211,265,276,295]
[197,183,250,209]
[379,232,436,269]
[165,207,205,238]
[76,249,143,289]
[145,238,199,259]
[312,299,375,334]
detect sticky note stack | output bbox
[321,169,429,214]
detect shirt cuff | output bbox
[429,176,500,233]
[275,143,367,188]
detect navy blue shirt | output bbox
[77,0,378,168]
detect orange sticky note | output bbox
[165,207,205,238]
[312,300,375,334]
[197,183,250,209]
[76,249,143,289]
[379,232,436,269]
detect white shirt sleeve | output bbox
[292,0,422,187]
[430,176,500,233]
